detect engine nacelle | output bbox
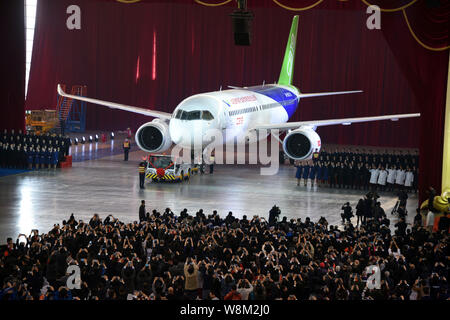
[135,119,172,153]
[282,127,321,160]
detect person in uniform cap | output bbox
[395,165,406,191]
[377,166,388,191]
[404,166,414,193]
[43,146,50,169]
[138,160,146,189]
[312,148,320,163]
[27,146,35,169]
[123,139,131,161]
[51,147,59,169]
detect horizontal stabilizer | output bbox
[299,90,363,98]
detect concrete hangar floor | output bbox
[0,134,418,240]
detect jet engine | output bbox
[135,119,172,153]
[282,127,321,160]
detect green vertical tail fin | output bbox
[278,15,299,86]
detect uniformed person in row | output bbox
[26,146,35,169]
[292,147,418,193]
[1,130,70,168]
[50,147,59,169]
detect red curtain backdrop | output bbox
[26,0,449,198]
[377,0,449,202]
[0,0,25,131]
[27,0,424,146]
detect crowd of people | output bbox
[1,202,447,301]
[0,129,70,170]
[293,147,419,193]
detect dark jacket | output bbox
[139,205,146,222]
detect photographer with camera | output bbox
[269,205,281,225]
[341,202,354,224]
[398,189,408,207]
[391,189,408,216]
[184,257,199,300]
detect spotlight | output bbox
[74,138,78,145]
[110,132,115,140]
[95,134,99,142]
[89,136,93,143]
[81,137,86,144]
[230,0,254,46]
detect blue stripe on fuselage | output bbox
[247,85,299,118]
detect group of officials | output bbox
[294,147,419,193]
[0,129,70,170]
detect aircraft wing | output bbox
[250,113,420,131]
[57,84,172,120]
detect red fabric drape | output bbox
[377,0,450,202]
[27,0,425,148]
[0,0,25,131]
[26,0,449,198]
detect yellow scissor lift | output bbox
[25,110,59,135]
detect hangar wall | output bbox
[27,0,437,148]
[0,0,25,131]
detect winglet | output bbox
[57,84,65,96]
[278,16,299,86]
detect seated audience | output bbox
[0,202,447,301]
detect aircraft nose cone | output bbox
[170,120,217,149]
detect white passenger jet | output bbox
[58,16,420,160]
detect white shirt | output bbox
[426,211,435,227]
[410,290,419,301]
[369,169,380,184]
[395,170,406,185]
[377,170,388,185]
[404,171,414,187]
[388,248,401,259]
[237,285,253,300]
[387,169,397,184]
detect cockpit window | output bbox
[202,111,214,120]
[187,111,201,120]
[179,111,188,120]
[175,110,183,119]
[175,109,215,121]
